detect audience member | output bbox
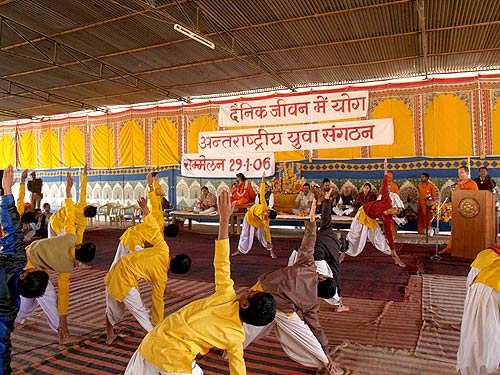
[193,186,217,214]
[292,182,314,214]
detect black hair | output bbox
[268,209,277,220]
[459,165,469,173]
[303,183,310,188]
[363,182,372,189]
[239,292,276,326]
[151,172,159,178]
[18,270,49,298]
[83,205,97,218]
[322,178,330,184]
[21,211,37,224]
[43,203,50,209]
[236,173,247,181]
[421,173,430,179]
[479,166,488,171]
[75,242,96,263]
[317,278,337,299]
[164,224,180,238]
[170,254,191,274]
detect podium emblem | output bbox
[457,197,480,218]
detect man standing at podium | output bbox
[440,166,478,254]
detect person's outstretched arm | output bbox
[295,199,317,265]
[214,189,235,293]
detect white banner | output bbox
[181,153,275,178]
[218,91,368,127]
[199,118,393,155]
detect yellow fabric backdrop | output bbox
[424,94,472,156]
[120,120,145,167]
[92,125,115,168]
[188,116,217,153]
[151,118,178,166]
[370,98,414,157]
[491,97,500,155]
[19,131,36,169]
[64,127,85,167]
[40,130,61,169]
[0,135,14,169]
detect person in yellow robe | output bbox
[48,165,97,267]
[104,196,191,344]
[124,189,276,375]
[16,172,96,344]
[233,173,278,258]
[147,172,166,229]
[456,246,500,375]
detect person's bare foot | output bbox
[316,366,344,375]
[106,329,118,344]
[75,261,92,269]
[231,250,242,256]
[339,252,345,263]
[269,250,278,259]
[15,320,36,329]
[391,252,406,267]
[438,246,452,254]
[333,303,350,312]
[58,333,83,344]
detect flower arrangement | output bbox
[271,162,304,194]
[430,201,452,222]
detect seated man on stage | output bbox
[456,246,500,375]
[104,197,190,344]
[292,182,314,214]
[231,172,256,206]
[340,159,406,267]
[0,165,48,375]
[233,173,278,258]
[333,185,355,216]
[193,186,217,214]
[124,189,276,375]
[16,172,96,344]
[244,199,344,375]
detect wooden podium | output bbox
[451,190,498,259]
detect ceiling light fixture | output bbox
[174,24,215,50]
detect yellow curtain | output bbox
[19,131,37,169]
[119,120,145,167]
[64,127,85,167]
[491,97,500,155]
[370,98,414,157]
[188,116,217,153]
[424,94,472,156]
[318,118,361,159]
[151,118,178,166]
[40,130,61,169]
[92,125,115,168]
[0,135,14,169]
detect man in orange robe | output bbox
[417,173,437,234]
[231,173,256,206]
[440,166,478,254]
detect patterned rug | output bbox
[415,274,467,363]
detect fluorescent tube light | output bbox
[174,24,215,50]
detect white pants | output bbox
[345,214,391,257]
[456,283,500,375]
[110,242,143,270]
[287,251,340,306]
[106,287,154,333]
[243,311,329,369]
[237,219,270,254]
[193,206,216,215]
[125,351,203,375]
[16,281,60,331]
[465,266,480,289]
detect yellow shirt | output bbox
[470,249,500,271]
[472,259,500,292]
[357,206,378,229]
[17,182,25,215]
[26,198,76,315]
[50,174,88,243]
[119,213,159,251]
[139,239,246,375]
[244,182,271,242]
[147,183,164,230]
[105,215,169,326]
